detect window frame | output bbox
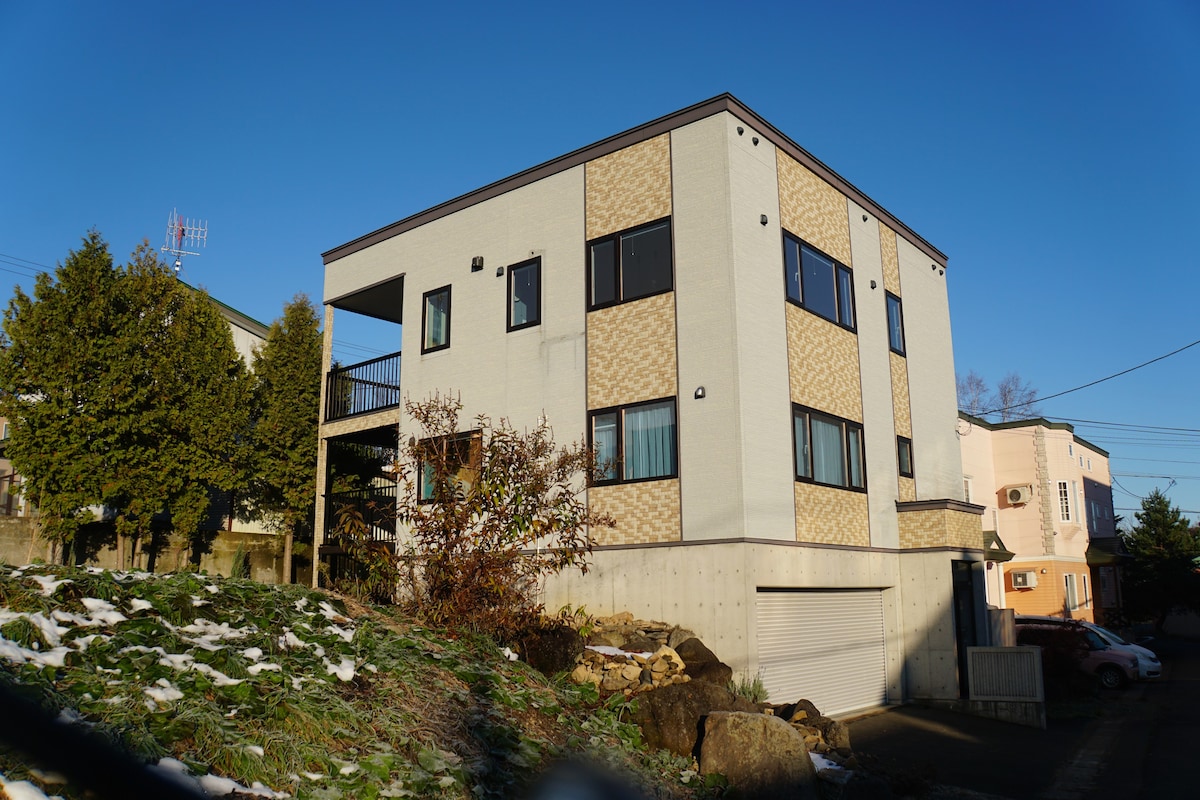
[792,404,866,492]
[416,430,481,503]
[782,232,856,331]
[1058,480,1072,522]
[587,218,674,311]
[897,436,914,479]
[421,285,452,354]
[886,292,906,355]
[507,256,541,332]
[587,397,678,486]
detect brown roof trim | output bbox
[323,93,948,267]
[896,498,987,515]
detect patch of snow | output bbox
[191,663,244,686]
[190,595,210,607]
[0,773,63,800]
[338,764,359,776]
[293,599,309,613]
[364,663,378,673]
[245,745,265,757]
[144,678,184,704]
[316,601,348,622]
[300,772,324,781]
[128,598,154,612]
[159,652,195,670]
[241,647,263,661]
[501,647,519,661]
[198,773,288,798]
[585,645,652,658]
[27,612,68,647]
[248,662,281,676]
[204,584,220,594]
[26,574,73,596]
[325,623,354,643]
[323,657,356,682]
[80,598,128,626]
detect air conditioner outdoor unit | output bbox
[1011,570,1038,589]
[1006,485,1032,505]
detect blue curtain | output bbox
[811,416,845,486]
[624,401,676,480]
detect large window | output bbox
[417,431,480,502]
[588,219,673,309]
[589,398,677,484]
[507,257,540,331]
[793,405,865,490]
[886,292,905,355]
[783,233,855,329]
[422,285,451,353]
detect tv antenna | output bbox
[161,208,207,276]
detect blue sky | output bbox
[2,1,1198,523]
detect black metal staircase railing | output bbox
[324,352,401,421]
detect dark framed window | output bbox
[588,219,673,310]
[421,285,451,353]
[507,257,541,331]
[792,404,865,490]
[589,398,677,484]
[886,292,905,355]
[897,436,914,478]
[783,233,855,329]
[417,431,480,502]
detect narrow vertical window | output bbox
[1058,480,1071,522]
[1064,574,1079,610]
[897,436,914,478]
[591,412,619,481]
[421,285,451,353]
[886,293,905,355]
[507,257,541,331]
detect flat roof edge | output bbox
[322,93,947,267]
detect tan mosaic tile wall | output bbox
[793,482,870,546]
[897,509,985,550]
[890,352,911,438]
[589,480,682,545]
[778,153,852,266]
[585,134,672,241]
[899,476,916,503]
[587,292,678,409]
[879,224,900,295]
[785,305,863,422]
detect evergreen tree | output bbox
[247,295,322,581]
[1121,490,1200,630]
[0,232,252,565]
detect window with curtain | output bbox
[792,405,865,490]
[589,398,677,484]
[783,232,855,330]
[422,285,451,353]
[886,292,905,355]
[508,257,540,331]
[588,219,673,309]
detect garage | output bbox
[756,589,888,716]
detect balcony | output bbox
[324,352,401,422]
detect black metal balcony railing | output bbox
[324,487,397,547]
[325,352,401,422]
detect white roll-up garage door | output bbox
[756,589,887,716]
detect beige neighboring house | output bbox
[957,412,1120,624]
[315,94,990,715]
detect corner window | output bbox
[417,431,480,502]
[793,404,865,490]
[507,257,541,331]
[588,219,673,309]
[1058,480,1071,522]
[783,233,855,329]
[897,436,914,478]
[886,292,905,355]
[589,398,677,484]
[421,285,451,353]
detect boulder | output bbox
[520,624,583,676]
[699,712,818,799]
[631,680,758,758]
[674,637,732,685]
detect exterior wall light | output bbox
[694,386,706,399]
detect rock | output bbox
[621,633,658,653]
[631,680,758,758]
[569,664,599,687]
[699,712,818,799]
[667,626,699,649]
[674,637,732,685]
[620,663,642,682]
[812,715,852,753]
[521,624,583,676]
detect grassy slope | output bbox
[0,564,702,799]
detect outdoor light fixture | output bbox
[694,386,706,400]
[760,214,768,226]
[870,280,877,290]
[496,267,504,277]
[737,126,744,135]
[752,136,759,145]
[862,214,868,222]
[471,256,484,272]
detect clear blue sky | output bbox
[2,1,1198,523]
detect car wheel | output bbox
[1098,665,1127,690]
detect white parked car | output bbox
[1015,615,1161,680]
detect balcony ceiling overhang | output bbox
[327,274,404,324]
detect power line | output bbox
[0,252,52,270]
[979,336,1200,416]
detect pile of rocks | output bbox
[765,699,856,766]
[569,644,692,694]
